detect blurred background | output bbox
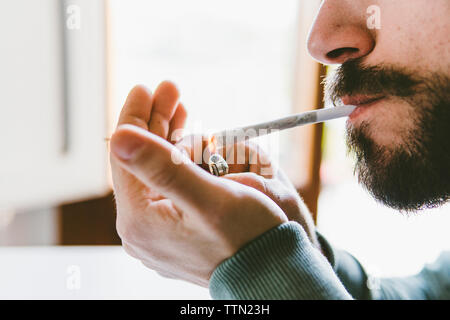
[0,0,449,299]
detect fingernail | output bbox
[112,132,145,161]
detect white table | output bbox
[0,246,210,300]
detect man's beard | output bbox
[325,59,450,212]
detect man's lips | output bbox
[341,95,386,120]
[342,95,385,106]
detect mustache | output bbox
[324,59,422,106]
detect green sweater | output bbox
[209,222,450,300]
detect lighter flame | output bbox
[206,135,218,155]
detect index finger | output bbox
[117,85,153,130]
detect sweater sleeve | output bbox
[317,233,450,300]
[315,232,373,299]
[209,222,352,300]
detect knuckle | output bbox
[243,172,267,194]
[254,173,267,191]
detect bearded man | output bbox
[109,0,449,299]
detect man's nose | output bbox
[307,1,375,65]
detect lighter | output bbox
[208,154,229,177]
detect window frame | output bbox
[288,0,323,222]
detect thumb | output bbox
[110,124,226,213]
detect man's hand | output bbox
[223,161,320,251]
[110,83,289,287]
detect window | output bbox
[109,0,301,169]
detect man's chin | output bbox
[347,124,449,212]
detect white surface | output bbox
[0,0,110,211]
[0,246,210,299]
[319,118,450,279]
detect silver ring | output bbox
[208,154,229,177]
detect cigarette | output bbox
[212,105,356,148]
